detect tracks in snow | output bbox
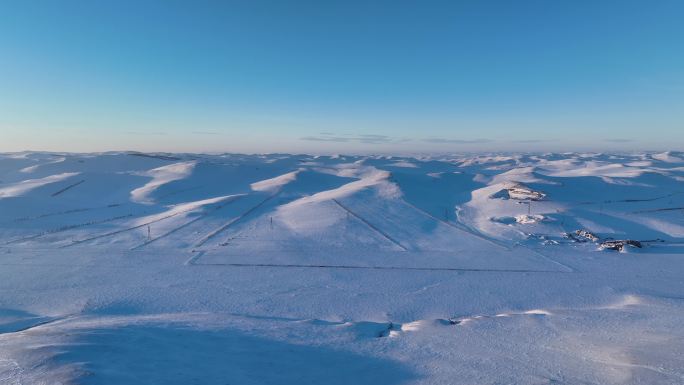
[9,191,278,250]
[12,203,122,223]
[130,195,243,250]
[332,199,408,251]
[60,207,202,248]
[187,259,568,273]
[4,214,135,245]
[62,195,254,249]
[195,193,280,248]
[51,179,85,197]
[399,198,510,250]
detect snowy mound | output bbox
[1,151,684,384]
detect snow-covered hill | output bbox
[1,151,683,384]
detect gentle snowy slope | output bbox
[1,151,684,384]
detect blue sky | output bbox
[1,0,683,153]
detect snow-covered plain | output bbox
[1,151,683,384]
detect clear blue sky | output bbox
[1,0,682,153]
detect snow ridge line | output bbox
[0,315,76,336]
[332,199,408,251]
[195,193,281,248]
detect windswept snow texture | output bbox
[1,151,684,384]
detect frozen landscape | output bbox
[1,150,684,384]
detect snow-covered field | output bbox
[1,151,683,384]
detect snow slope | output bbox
[1,151,683,384]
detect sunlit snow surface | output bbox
[1,151,684,384]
